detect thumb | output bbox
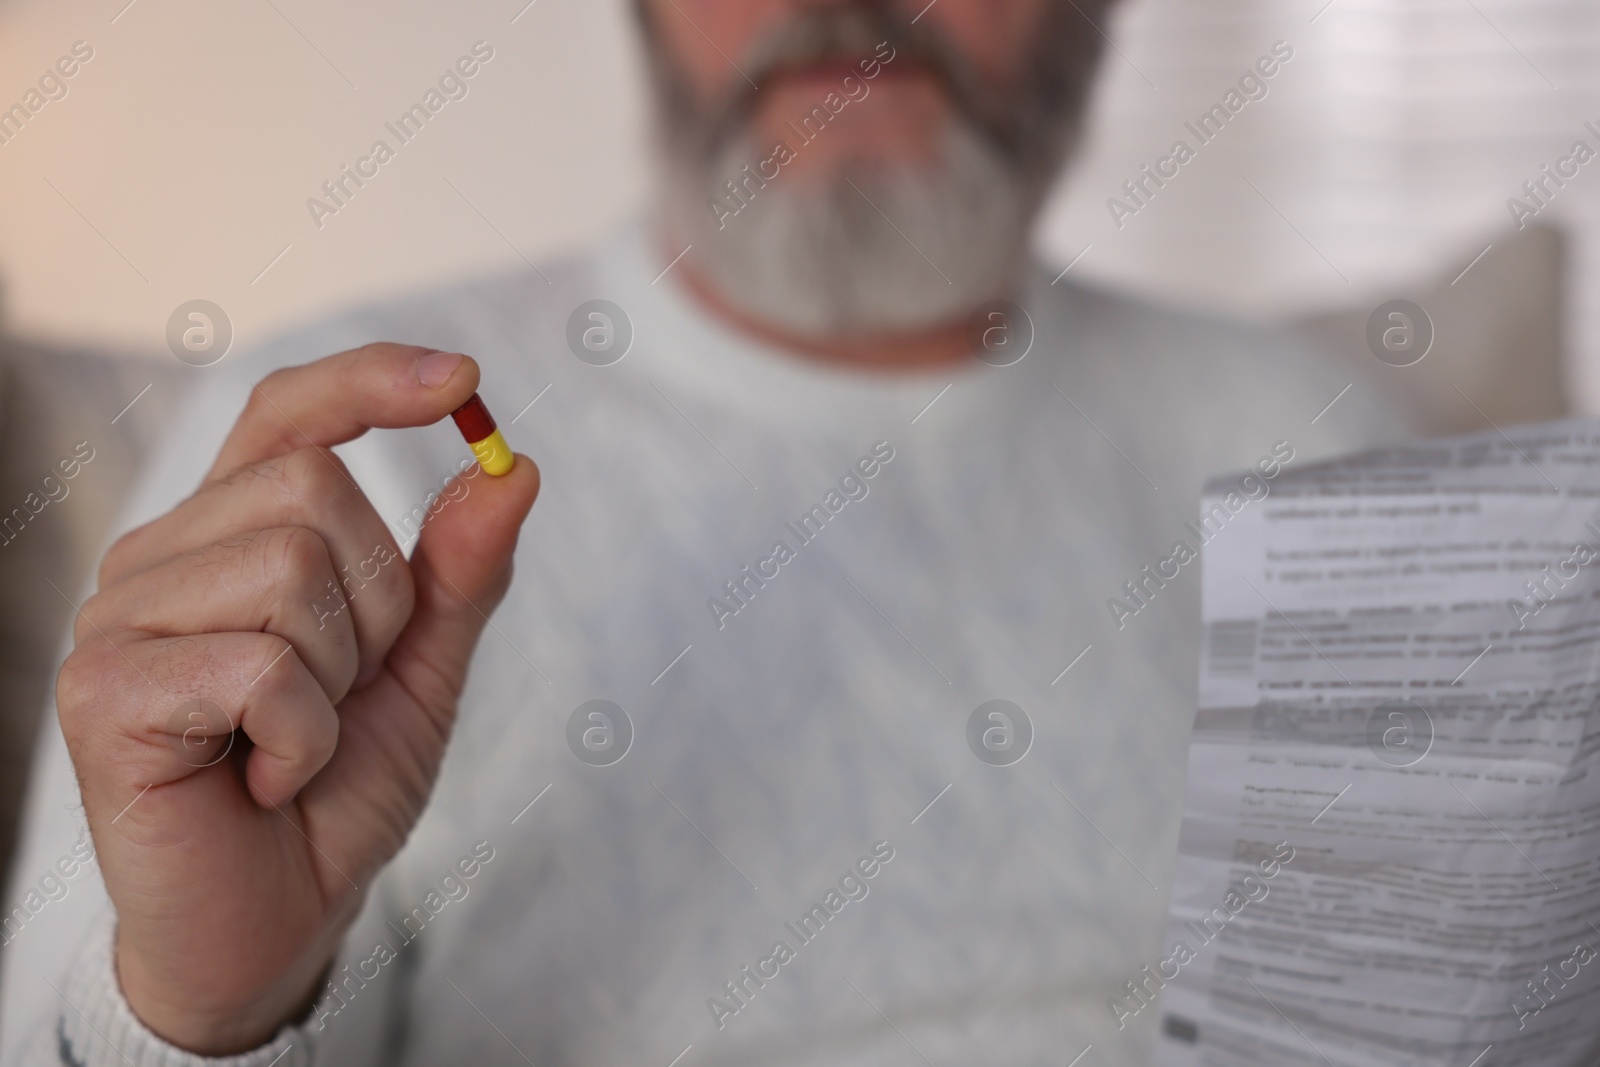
[385,454,540,717]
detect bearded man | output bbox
[2,2,1396,1065]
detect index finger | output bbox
[208,343,481,481]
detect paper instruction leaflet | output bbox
[1154,420,1600,1066]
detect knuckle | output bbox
[281,446,357,512]
[192,528,337,612]
[246,369,295,417]
[55,648,110,730]
[240,377,289,441]
[98,523,154,587]
[56,643,156,747]
[255,365,294,394]
[240,372,321,460]
[246,636,298,698]
[261,525,334,590]
[73,588,114,647]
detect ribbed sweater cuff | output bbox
[52,916,316,1067]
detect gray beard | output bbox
[667,119,1037,339]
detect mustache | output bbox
[692,5,996,158]
[642,0,1111,198]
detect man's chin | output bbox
[671,127,1035,343]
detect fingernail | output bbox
[416,350,464,388]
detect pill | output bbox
[450,393,514,477]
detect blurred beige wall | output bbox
[0,0,651,356]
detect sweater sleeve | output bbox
[15,913,318,1067]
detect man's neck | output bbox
[672,260,984,374]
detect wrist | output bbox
[53,915,318,1067]
[116,924,327,1056]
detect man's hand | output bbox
[55,344,540,1054]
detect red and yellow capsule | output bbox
[450,393,514,476]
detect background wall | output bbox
[0,0,1596,404]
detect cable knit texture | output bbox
[22,915,317,1067]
